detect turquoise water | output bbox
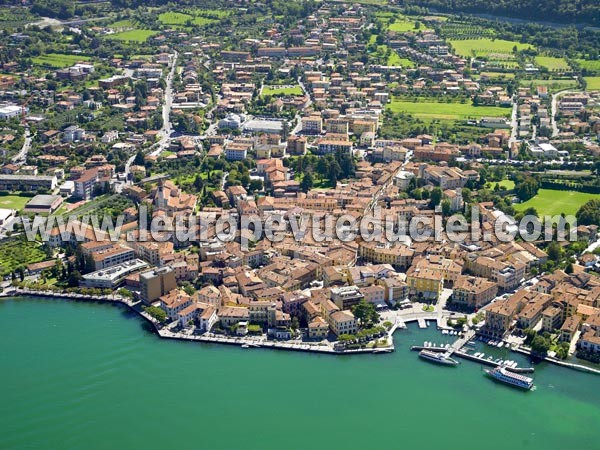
[1,297,600,450]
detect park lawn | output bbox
[387,98,510,120]
[388,18,417,32]
[488,180,515,190]
[575,59,600,73]
[31,53,91,68]
[262,85,302,97]
[515,189,600,217]
[584,77,600,91]
[448,39,533,58]
[107,29,158,43]
[0,238,47,276]
[0,195,30,211]
[535,56,570,71]
[387,53,415,68]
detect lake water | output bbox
[1,297,599,450]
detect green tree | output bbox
[429,187,443,209]
[547,241,563,262]
[300,171,314,192]
[143,306,168,323]
[351,300,379,327]
[576,199,600,226]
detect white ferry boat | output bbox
[485,366,534,390]
[419,350,459,366]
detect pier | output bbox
[410,345,535,373]
[417,318,427,329]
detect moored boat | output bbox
[419,350,459,366]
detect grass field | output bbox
[387,53,415,67]
[488,180,515,190]
[387,98,510,120]
[0,195,30,211]
[535,56,570,71]
[388,18,417,32]
[109,19,134,29]
[449,39,533,58]
[575,59,600,73]
[262,85,303,97]
[158,12,193,25]
[31,53,91,68]
[584,77,600,91]
[515,189,600,217]
[520,78,578,92]
[107,29,158,43]
[480,71,515,80]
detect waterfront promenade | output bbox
[1,288,392,355]
[3,287,600,373]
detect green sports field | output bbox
[449,39,533,58]
[0,195,30,211]
[387,98,510,120]
[515,189,600,217]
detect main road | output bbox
[149,50,178,157]
[12,128,31,164]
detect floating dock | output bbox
[410,345,535,373]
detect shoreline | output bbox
[2,289,600,373]
[0,289,391,356]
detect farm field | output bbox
[520,78,578,92]
[262,85,303,96]
[584,77,600,90]
[107,29,158,43]
[184,8,231,18]
[515,189,600,217]
[535,56,570,71]
[479,71,515,80]
[0,238,47,276]
[158,12,193,25]
[109,19,134,29]
[158,10,219,26]
[0,195,30,211]
[448,39,533,58]
[387,98,510,120]
[575,59,600,74]
[31,53,91,68]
